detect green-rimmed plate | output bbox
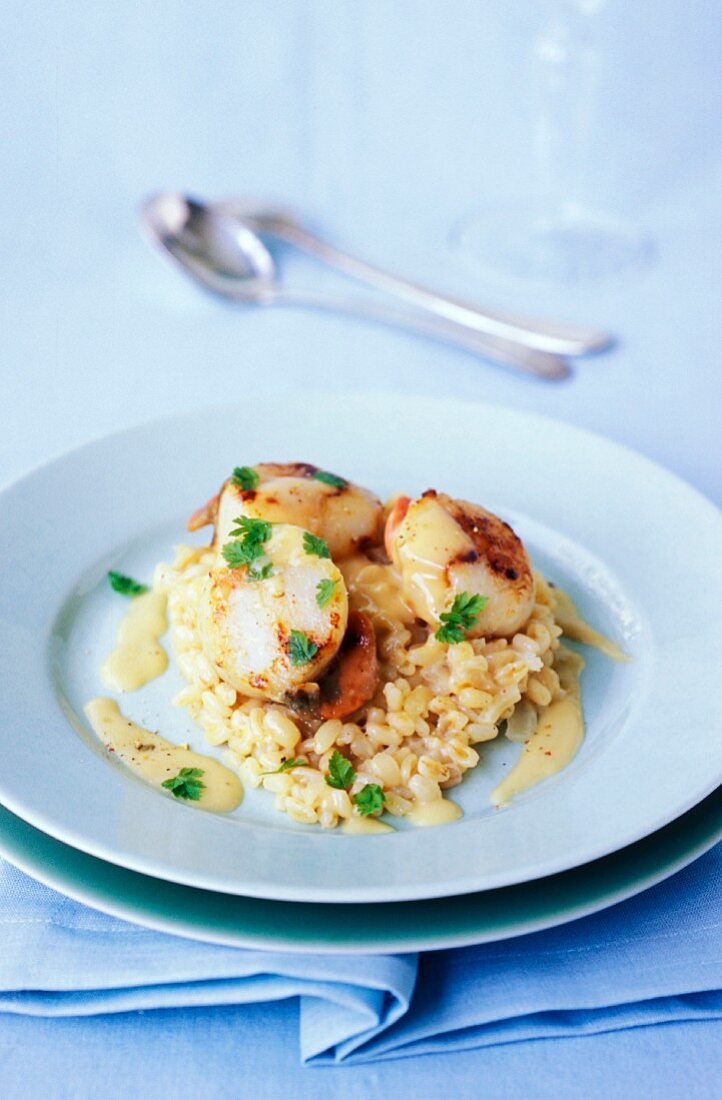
[1,788,720,953]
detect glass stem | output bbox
[532,1,603,226]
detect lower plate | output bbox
[1,786,720,955]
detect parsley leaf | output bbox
[260,757,308,776]
[231,466,259,491]
[222,541,252,568]
[303,531,331,559]
[222,516,272,571]
[353,783,386,816]
[326,750,356,790]
[435,591,488,644]
[161,767,206,801]
[228,515,272,543]
[313,469,347,489]
[325,753,385,815]
[316,578,338,608]
[108,571,149,597]
[247,561,273,582]
[288,630,319,666]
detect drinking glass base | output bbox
[452,204,654,284]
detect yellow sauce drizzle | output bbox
[85,697,243,813]
[340,556,416,626]
[407,798,463,827]
[101,591,169,692]
[491,647,585,806]
[341,814,395,834]
[395,497,473,624]
[552,586,629,662]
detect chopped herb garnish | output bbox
[288,630,319,666]
[325,754,386,816]
[231,466,260,491]
[353,783,386,816]
[108,571,148,597]
[313,469,347,489]
[247,561,273,582]
[316,577,338,608]
[222,541,252,568]
[260,757,308,776]
[326,750,356,790]
[222,516,272,571]
[303,531,331,559]
[435,591,488,644]
[228,515,272,543]
[161,767,205,801]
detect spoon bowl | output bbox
[141,192,276,301]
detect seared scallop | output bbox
[198,523,348,700]
[384,490,535,638]
[188,462,383,560]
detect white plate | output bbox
[2,789,721,953]
[0,394,721,903]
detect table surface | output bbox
[2,0,722,1096]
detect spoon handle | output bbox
[258,287,570,381]
[237,216,612,357]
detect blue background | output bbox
[2,1,721,1095]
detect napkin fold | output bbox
[2,847,721,1064]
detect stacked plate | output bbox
[1,395,721,953]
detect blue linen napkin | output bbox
[2,847,721,1064]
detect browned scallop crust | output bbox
[256,462,346,495]
[256,461,321,479]
[274,618,341,669]
[186,464,328,534]
[423,490,534,598]
[187,463,383,558]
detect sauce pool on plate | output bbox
[552,586,629,663]
[407,799,463,827]
[491,647,585,806]
[341,815,395,835]
[85,697,243,813]
[101,590,169,692]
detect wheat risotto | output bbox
[141,461,617,829]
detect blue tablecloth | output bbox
[3,0,722,1094]
[2,845,722,1078]
[1,840,722,1091]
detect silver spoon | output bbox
[140,192,571,381]
[218,199,614,357]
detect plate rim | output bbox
[0,786,720,954]
[1,393,722,902]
